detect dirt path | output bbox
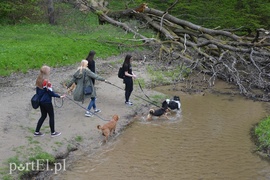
[0,55,157,178]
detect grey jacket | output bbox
[67,68,105,102]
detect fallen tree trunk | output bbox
[79,0,270,101]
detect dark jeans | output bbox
[124,77,133,102]
[35,103,55,133]
[87,97,97,111]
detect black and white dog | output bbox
[166,96,181,111]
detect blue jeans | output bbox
[87,97,96,111]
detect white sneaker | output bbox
[34,132,45,137]
[94,109,101,113]
[51,132,61,137]
[85,111,92,117]
[125,101,133,106]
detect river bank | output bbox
[0,54,269,179]
[0,54,161,179]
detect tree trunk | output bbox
[48,0,55,25]
[79,0,270,101]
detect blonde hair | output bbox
[36,65,50,88]
[78,60,88,74]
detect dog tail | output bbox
[62,82,67,88]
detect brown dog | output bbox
[63,83,76,95]
[134,3,148,13]
[97,115,119,142]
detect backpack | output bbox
[31,93,40,109]
[118,67,125,79]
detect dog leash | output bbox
[137,79,151,100]
[65,95,110,121]
[105,81,161,108]
[53,97,64,108]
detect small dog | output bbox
[166,96,181,111]
[63,83,76,95]
[97,115,119,142]
[146,101,170,121]
[134,3,148,13]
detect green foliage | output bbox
[131,0,269,31]
[0,0,44,24]
[147,66,167,85]
[149,94,168,103]
[1,0,269,30]
[75,136,83,142]
[134,78,145,88]
[255,3,270,29]
[54,141,63,146]
[146,64,191,87]
[26,136,40,145]
[28,151,55,164]
[255,116,270,150]
[7,156,21,167]
[2,174,12,180]
[4,150,55,178]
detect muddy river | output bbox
[53,83,270,179]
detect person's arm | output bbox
[87,70,105,81]
[124,65,136,78]
[46,89,65,98]
[125,71,136,79]
[124,71,133,77]
[131,71,136,78]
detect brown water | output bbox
[53,86,270,180]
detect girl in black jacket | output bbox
[122,54,137,105]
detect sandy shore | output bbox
[0,55,157,178]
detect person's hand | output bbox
[60,94,66,98]
[133,74,137,79]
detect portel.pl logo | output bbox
[9,159,66,174]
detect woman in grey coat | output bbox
[66,59,107,117]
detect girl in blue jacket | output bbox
[34,65,65,137]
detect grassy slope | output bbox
[0,14,142,76]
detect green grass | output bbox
[146,65,191,87]
[75,135,83,142]
[255,116,270,150]
[4,148,55,178]
[0,21,144,76]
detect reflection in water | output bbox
[54,88,270,180]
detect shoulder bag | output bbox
[83,71,93,95]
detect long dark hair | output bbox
[86,50,96,62]
[123,54,132,67]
